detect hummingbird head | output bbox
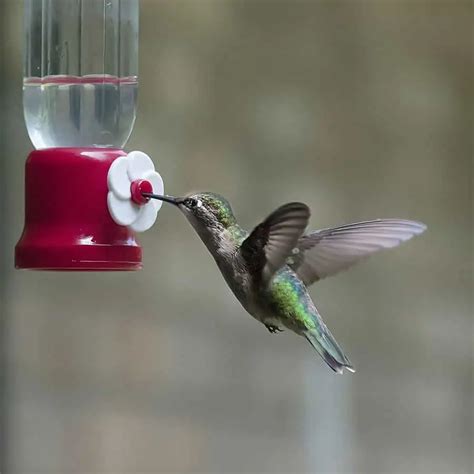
[144,191,238,248]
[178,192,237,230]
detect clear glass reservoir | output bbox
[23,0,139,149]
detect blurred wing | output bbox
[289,219,426,286]
[241,202,310,285]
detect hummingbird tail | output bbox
[304,328,355,374]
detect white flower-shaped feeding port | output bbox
[107,151,164,232]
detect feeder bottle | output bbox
[16,0,162,271]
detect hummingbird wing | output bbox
[288,219,426,286]
[241,202,310,285]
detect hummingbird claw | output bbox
[265,324,284,334]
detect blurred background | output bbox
[0,1,472,473]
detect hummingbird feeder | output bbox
[15,0,163,271]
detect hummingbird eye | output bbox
[185,198,201,209]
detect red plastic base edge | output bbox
[15,148,142,271]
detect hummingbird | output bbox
[144,191,426,374]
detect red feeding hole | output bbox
[130,179,153,205]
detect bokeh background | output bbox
[0,1,472,473]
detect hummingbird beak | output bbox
[142,193,182,206]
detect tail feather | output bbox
[304,327,355,374]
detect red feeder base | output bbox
[15,148,142,271]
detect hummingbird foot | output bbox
[265,324,284,334]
